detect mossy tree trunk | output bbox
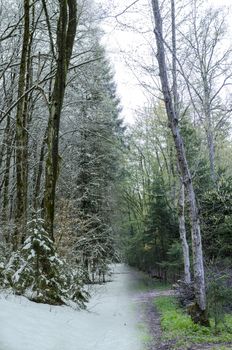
[43,0,77,239]
[1,114,15,243]
[14,0,31,249]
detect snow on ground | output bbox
[0,264,142,350]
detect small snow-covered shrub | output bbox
[1,218,88,307]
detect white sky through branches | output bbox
[96,0,232,124]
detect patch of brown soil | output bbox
[137,289,174,350]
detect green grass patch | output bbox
[154,296,232,349]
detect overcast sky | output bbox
[96,0,232,124]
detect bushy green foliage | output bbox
[158,241,184,279]
[207,270,232,333]
[180,114,211,194]
[121,104,232,286]
[0,218,88,307]
[201,177,232,261]
[124,175,179,279]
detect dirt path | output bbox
[129,267,174,350]
[137,290,174,350]
[132,271,232,350]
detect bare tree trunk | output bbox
[33,129,47,210]
[43,0,77,239]
[178,179,191,284]
[1,116,15,243]
[14,0,31,249]
[202,79,216,184]
[171,0,191,285]
[151,0,208,325]
[206,120,216,184]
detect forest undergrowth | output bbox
[153,295,232,350]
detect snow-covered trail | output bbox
[0,264,143,350]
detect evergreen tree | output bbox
[57,45,125,282]
[0,216,88,307]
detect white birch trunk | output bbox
[151,0,208,322]
[178,180,191,284]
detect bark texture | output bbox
[14,0,31,249]
[44,0,77,239]
[151,0,208,324]
[178,180,191,284]
[171,0,190,285]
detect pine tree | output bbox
[57,45,125,282]
[1,216,88,306]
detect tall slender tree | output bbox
[151,0,208,325]
[44,0,77,239]
[14,0,31,249]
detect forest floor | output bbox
[0,264,231,350]
[135,286,174,350]
[135,272,232,350]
